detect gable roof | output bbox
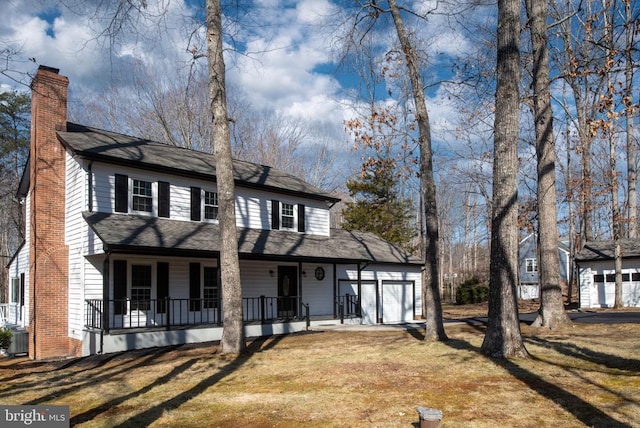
[576,239,640,261]
[20,122,340,203]
[519,232,571,254]
[83,212,422,265]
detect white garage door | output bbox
[381,281,414,324]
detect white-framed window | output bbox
[281,202,295,229]
[204,191,219,220]
[525,258,538,273]
[271,200,305,232]
[11,278,19,304]
[132,179,153,212]
[131,264,152,311]
[203,266,219,309]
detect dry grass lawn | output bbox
[1,310,639,427]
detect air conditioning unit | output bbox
[8,330,29,356]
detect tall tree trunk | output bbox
[387,0,447,341]
[599,0,623,308]
[480,0,528,358]
[526,0,570,328]
[624,0,637,238]
[207,0,245,353]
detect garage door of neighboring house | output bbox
[339,280,377,324]
[381,281,414,324]
[518,284,539,300]
[592,272,640,308]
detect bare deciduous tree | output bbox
[526,0,570,328]
[480,0,529,358]
[206,0,245,353]
[386,0,446,341]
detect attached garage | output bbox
[339,279,416,324]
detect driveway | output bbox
[311,309,640,332]
[458,309,640,326]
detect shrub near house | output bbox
[0,328,12,350]
[456,278,489,304]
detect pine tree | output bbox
[342,156,415,250]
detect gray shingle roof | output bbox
[576,239,640,261]
[83,212,422,265]
[57,123,340,203]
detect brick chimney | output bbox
[28,66,77,359]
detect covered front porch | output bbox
[82,295,361,355]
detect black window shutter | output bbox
[158,181,170,218]
[113,260,127,315]
[157,262,169,313]
[191,187,201,221]
[189,262,201,311]
[114,174,128,213]
[271,200,280,230]
[20,273,25,306]
[298,204,306,233]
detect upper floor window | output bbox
[204,191,219,220]
[271,200,305,232]
[191,187,219,222]
[114,174,170,218]
[525,258,537,273]
[132,179,152,212]
[281,203,295,229]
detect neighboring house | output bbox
[576,240,640,308]
[517,233,570,299]
[6,66,423,360]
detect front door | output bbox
[278,266,298,318]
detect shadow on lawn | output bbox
[70,334,288,427]
[3,347,177,402]
[444,336,633,427]
[526,336,640,373]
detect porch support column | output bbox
[333,263,337,318]
[103,251,110,333]
[298,261,303,316]
[357,263,362,317]
[217,254,223,324]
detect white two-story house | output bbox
[6,66,423,360]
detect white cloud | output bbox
[1,0,480,167]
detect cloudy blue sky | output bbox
[3,0,478,133]
[0,0,498,203]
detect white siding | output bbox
[239,260,279,298]
[92,163,114,214]
[66,152,88,339]
[236,189,271,230]
[304,203,330,236]
[84,256,104,300]
[300,263,334,316]
[22,193,30,327]
[90,162,332,236]
[7,193,30,328]
[238,261,334,316]
[7,240,29,328]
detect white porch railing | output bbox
[0,303,21,327]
